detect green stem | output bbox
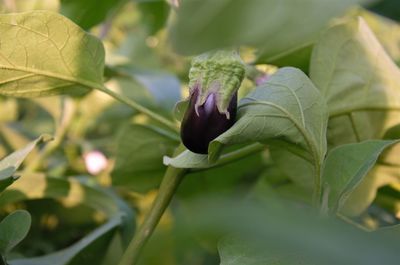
[97,85,178,132]
[118,150,187,265]
[312,161,322,209]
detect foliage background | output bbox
[0,0,399,265]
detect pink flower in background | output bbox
[255,74,270,86]
[84,150,108,175]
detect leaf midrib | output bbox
[0,65,102,90]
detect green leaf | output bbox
[111,124,178,193]
[169,0,364,55]
[268,141,315,190]
[178,196,400,265]
[177,152,263,199]
[310,17,400,214]
[0,173,128,219]
[219,236,315,265]
[0,135,50,193]
[322,140,400,213]
[0,11,105,98]
[0,210,31,255]
[0,174,135,264]
[340,164,397,216]
[9,217,120,265]
[357,9,400,65]
[310,17,400,146]
[209,68,328,184]
[256,44,313,73]
[137,0,170,35]
[60,0,128,30]
[164,143,264,170]
[163,150,208,169]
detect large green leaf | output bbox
[0,135,50,193]
[111,124,178,193]
[218,223,400,265]
[0,210,31,255]
[357,9,400,65]
[178,196,400,265]
[310,17,400,146]
[310,17,400,214]
[169,0,364,55]
[321,140,400,214]
[60,0,128,30]
[208,68,328,191]
[0,11,105,97]
[255,8,400,70]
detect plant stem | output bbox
[97,85,178,132]
[118,149,187,265]
[312,161,322,209]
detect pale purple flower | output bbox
[84,150,108,175]
[255,74,270,86]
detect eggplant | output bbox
[181,88,237,154]
[180,49,245,154]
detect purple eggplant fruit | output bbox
[181,87,237,154]
[179,49,245,154]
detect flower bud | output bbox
[181,87,237,154]
[180,50,245,154]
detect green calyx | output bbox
[188,49,245,118]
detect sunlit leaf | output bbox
[0,173,129,219]
[0,11,105,97]
[310,17,400,214]
[357,9,400,64]
[321,140,400,213]
[340,164,398,216]
[310,17,400,146]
